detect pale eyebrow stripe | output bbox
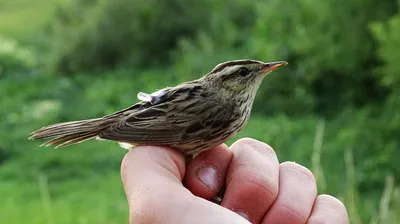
[210,60,260,73]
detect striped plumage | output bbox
[29,59,288,156]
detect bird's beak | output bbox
[260,61,288,73]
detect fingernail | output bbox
[232,209,250,221]
[196,166,218,191]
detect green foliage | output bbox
[171,0,398,116]
[1,0,400,223]
[0,35,36,75]
[370,8,400,134]
[43,0,255,73]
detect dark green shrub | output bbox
[370,8,400,173]
[43,0,255,74]
[171,0,397,116]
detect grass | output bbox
[0,173,128,224]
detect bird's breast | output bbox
[231,96,254,131]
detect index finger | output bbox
[221,138,280,223]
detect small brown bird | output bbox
[29,59,288,157]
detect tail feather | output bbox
[45,132,99,149]
[30,119,102,139]
[29,118,111,148]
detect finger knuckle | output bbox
[318,194,348,214]
[307,217,332,224]
[241,169,279,200]
[232,137,276,158]
[280,161,316,183]
[274,203,308,223]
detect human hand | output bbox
[121,138,348,224]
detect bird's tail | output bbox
[29,118,112,148]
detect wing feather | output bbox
[99,83,232,147]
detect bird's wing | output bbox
[99,84,232,146]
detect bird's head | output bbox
[203,59,288,94]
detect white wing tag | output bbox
[137,89,167,105]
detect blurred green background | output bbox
[1,0,399,223]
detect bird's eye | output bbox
[238,67,250,77]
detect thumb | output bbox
[120,146,250,224]
[121,145,186,191]
[121,146,189,222]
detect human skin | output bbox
[121,138,349,224]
